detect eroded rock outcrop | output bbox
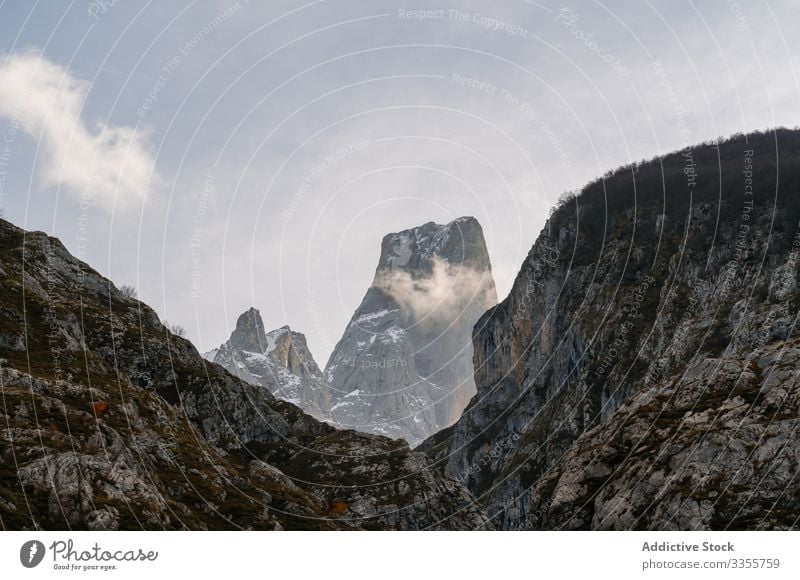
[527,338,800,530]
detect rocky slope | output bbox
[526,337,800,530]
[206,308,332,421]
[0,218,490,530]
[422,129,800,530]
[325,217,497,446]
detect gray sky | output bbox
[1,0,798,366]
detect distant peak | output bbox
[266,325,291,340]
[235,307,264,331]
[377,216,490,273]
[383,216,479,239]
[230,307,267,352]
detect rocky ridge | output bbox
[206,309,332,421]
[422,129,800,530]
[0,217,489,530]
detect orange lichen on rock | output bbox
[330,501,349,514]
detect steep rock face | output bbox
[526,338,800,530]
[0,218,490,530]
[422,129,800,530]
[325,217,497,446]
[207,309,331,421]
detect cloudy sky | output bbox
[0,0,798,365]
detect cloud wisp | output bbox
[0,50,159,207]
[373,256,495,326]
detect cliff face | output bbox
[422,129,800,530]
[208,309,332,421]
[325,217,497,446]
[527,337,800,530]
[0,218,490,530]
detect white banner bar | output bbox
[1,531,799,579]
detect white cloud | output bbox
[373,256,496,326]
[0,50,159,207]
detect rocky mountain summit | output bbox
[205,217,497,448]
[324,216,498,446]
[422,129,800,530]
[0,217,490,530]
[205,308,331,421]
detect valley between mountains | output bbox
[2,129,800,530]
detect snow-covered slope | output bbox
[201,348,218,362]
[325,216,497,446]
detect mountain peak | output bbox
[326,216,498,445]
[230,307,267,352]
[210,308,331,420]
[377,216,491,275]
